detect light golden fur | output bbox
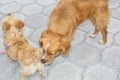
[40,0,110,64]
[2,14,44,80]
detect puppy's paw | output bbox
[39,70,45,79]
[8,59,13,62]
[8,57,13,62]
[40,73,45,80]
[89,33,97,38]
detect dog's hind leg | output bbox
[90,8,110,44]
[99,28,108,44]
[89,23,99,38]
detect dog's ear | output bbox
[2,21,11,31]
[40,29,49,46]
[60,40,70,57]
[41,29,49,38]
[39,39,43,47]
[15,20,24,29]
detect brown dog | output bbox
[2,14,44,80]
[40,0,110,64]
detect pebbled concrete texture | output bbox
[0,0,120,80]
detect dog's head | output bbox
[40,30,70,64]
[2,14,24,46]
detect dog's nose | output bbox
[41,59,46,64]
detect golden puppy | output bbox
[2,14,44,80]
[39,0,110,64]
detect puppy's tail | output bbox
[7,13,11,16]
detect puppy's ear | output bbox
[60,41,70,57]
[2,22,11,31]
[15,20,24,29]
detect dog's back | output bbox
[48,0,109,38]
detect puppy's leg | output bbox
[7,55,13,62]
[8,57,13,62]
[38,63,45,79]
[21,73,27,80]
[21,70,28,80]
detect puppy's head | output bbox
[2,14,24,45]
[40,30,70,64]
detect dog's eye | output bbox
[49,52,55,55]
[41,34,46,38]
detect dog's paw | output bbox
[61,52,69,57]
[89,33,97,38]
[99,40,106,45]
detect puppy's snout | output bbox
[41,59,46,64]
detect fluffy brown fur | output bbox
[2,14,44,80]
[39,0,110,64]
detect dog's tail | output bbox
[104,0,109,2]
[106,0,109,2]
[101,0,109,1]
[100,0,109,3]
